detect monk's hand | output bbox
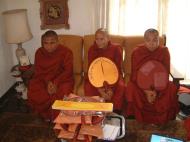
[98,87,113,101]
[47,81,57,95]
[144,90,157,104]
[106,88,113,101]
[98,87,106,98]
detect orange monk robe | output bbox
[125,44,179,125]
[28,45,74,120]
[84,41,125,111]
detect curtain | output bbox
[91,0,109,32]
[166,0,190,81]
[105,0,190,80]
[108,0,160,35]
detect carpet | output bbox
[1,124,57,142]
[0,112,57,142]
[126,119,187,142]
[0,112,187,142]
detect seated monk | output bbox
[28,30,74,121]
[125,28,179,125]
[84,28,125,113]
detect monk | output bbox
[84,28,125,113]
[125,28,179,125]
[28,30,74,121]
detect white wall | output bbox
[0,0,95,97]
[2,0,95,63]
[0,1,15,97]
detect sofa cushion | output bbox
[58,35,83,74]
[58,35,83,94]
[83,35,95,74]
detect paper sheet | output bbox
[102,124,120,141]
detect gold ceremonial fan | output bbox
[88,57,119,87]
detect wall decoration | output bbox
[40,0,69,29]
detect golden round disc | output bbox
[88,57,119,87]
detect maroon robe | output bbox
[28,44,74,120]
[84,41,125,111]
[125,44,179,124]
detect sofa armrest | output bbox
[170,73,184,89]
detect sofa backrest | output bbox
[58,35,83,93]
[123,35,166,83]
[58,35,83,74]
[83,34,126,75]
[56,34,166,95]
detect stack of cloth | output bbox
[52,94,113,142]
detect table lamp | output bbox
[2,9,33,64]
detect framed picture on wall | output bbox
[39,0,69,29]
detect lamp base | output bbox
[16,43,26,62]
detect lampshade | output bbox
[2,9,33,44]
